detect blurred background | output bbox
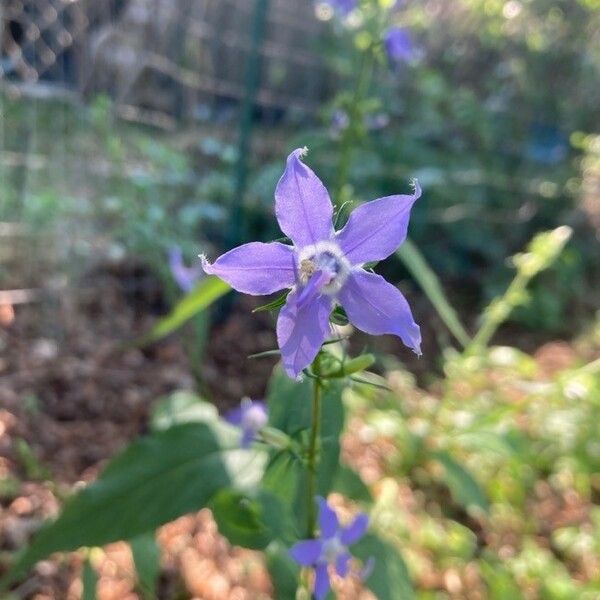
[0,0,599,598]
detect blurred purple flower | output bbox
[322,0,356,15]
[169,247,203,293]
[202,148,421,379]
[384,27,415,64]
[526,124,568,165]
[289,498,370,600]
[225,398,268,448]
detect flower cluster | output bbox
[202,148,421,379]
[290,498,370,599]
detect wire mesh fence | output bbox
[1,0,331,123]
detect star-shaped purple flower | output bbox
[202,148,421,378]
[289,498,369,600]
[169,246,204,293]
[224,398,268,449]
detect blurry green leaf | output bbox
[353,534,415,600]
[397,239,471,347]
[452,431,518,458]
[82,558,98,600]
[130,532,160,600]
[332,465,372,503]
[431,451,489,514]
[139,276,230,344]
[210,489,292,549]
[263,451,303,510]
[266,541,299,599]
[267,366,313,435]
[2,424,266,589]
[151,391,217,430]
[480,556,524,600]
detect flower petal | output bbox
[338,270,421,354]
[276,290,332,378]
[340,513,368,545]
[275,149,334,248]
[289,539,322,566]
[314,563,331,600]
[240,428,254,449]
[201,242,295,295]
[318,497,339,539]
[335,181,421,265]
[335,552,351,578]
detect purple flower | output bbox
[224,398,268,448]
[322,0,356,16]
[289,498,369,600]
[201,148,421,379]
[169,247,203,293]
[384,27,415,64]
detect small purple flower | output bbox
[169,247,203,293]
[289,498,369,600]
[202,148,421,379]
[225,398,268,448]
[322,0,356,16]
[384,27,415,64]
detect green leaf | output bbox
[82,558,98,600]
[397,238,471,347]
[265,541,299,599]
[431,451,489,514]
[138,276,230,344]
[2,423,266,588]
[210,489,293,549]
[267,366,313,435]
[151,391,218,430]
[252,291,289,313]
[332,466,372,503]
[353,534,415,600]
[130,532,161,600]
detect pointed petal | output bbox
[314,563,331,600]
[340,513,368,545]
[276,290,332,378]
[335,181,421,265]
[335,552,351,578]
[318,497,339,539]
[275,149,334,248]
[339,270,421,354]
[201,242,295,295]
[289,540,323,566]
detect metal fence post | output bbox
[227,0,270,248]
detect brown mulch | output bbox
[0,262,280,599]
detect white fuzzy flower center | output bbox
[320,535,346,564]
[297,241,350,296]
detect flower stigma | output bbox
[297,241,351,296]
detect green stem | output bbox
[306,355,322,538]
[332,46,376,205]
[467,273,529,353]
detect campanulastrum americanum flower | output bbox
[201,148,421,378]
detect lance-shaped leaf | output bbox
[2,423,266,589]
[138,276,230,344]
